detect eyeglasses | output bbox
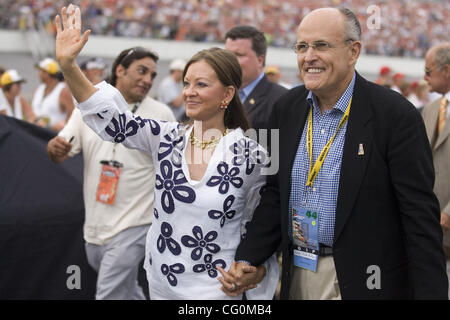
[292,39,354,54]
[424,66,437,77]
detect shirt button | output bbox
[321,129,325,134]
[312,187,317,192]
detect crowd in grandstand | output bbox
[0,0,448,58]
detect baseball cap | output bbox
[36,58,60,75]
[81,57,106,71]
[0,69,26,86]
[265,65,281,75]
[379,66,391,76]
[169,59,186,71]
[393,72,405,81]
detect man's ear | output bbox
[348,41,362,67]
[115,64,125,79]
[442,64,450,79]
[258,55,265,69]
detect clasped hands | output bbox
[217,261,266,297]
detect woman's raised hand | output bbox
[55,4,90,71]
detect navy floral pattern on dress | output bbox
[193,254,226,278]
[161,263,185,286]
[206,162,243,194]
[154,208,159,219]
[181,226,221,261]
[104,113,160,142]
[155,160,196,213]
[157,222,181,255]
[231,138,267,175]
[158,126,186,167]
[208,195,236,227]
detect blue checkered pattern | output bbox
[289,73,356,247]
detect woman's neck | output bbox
[193,119,226,141]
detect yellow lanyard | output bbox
[306,97,352,187]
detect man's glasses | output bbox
[424,66,437,77]
[292,39,354,54]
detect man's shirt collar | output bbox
[240,71,265,102]
[307,72,356,113]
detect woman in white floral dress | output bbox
[54,4,279,299]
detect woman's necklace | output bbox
[189,128,230,150]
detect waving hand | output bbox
[54,4,96,103]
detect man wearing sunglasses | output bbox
[225,7,447,299]
[47,47,175,299]
[422,42,450,297]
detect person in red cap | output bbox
[391,72,405,93]
[375,66,392,88]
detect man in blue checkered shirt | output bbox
[221,7,448,300]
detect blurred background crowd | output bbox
[1,0,448,59]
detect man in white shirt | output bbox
[157,58,186,122]
[47,47,175,299]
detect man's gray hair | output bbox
[339,7,361,41]
[434,43,450,70]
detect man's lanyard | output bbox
[306,97,352,187]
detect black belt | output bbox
[318,244,333,256]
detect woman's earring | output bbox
[220,101,228,109]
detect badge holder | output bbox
[96,160,123,205]
[292,201,319,272]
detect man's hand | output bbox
[47,136,72,163]
[441,212,450,232]
[218,261,266,297]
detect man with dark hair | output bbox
[47,47,175,299]
[225,25,287,132]
[223,7,447,300]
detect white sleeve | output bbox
[77,81,177,156]
[58,108,82,157]
[240,154,280,300]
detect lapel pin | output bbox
[249,98,255,105]
[358,143,364,156]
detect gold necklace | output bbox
[190,128,230,150]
